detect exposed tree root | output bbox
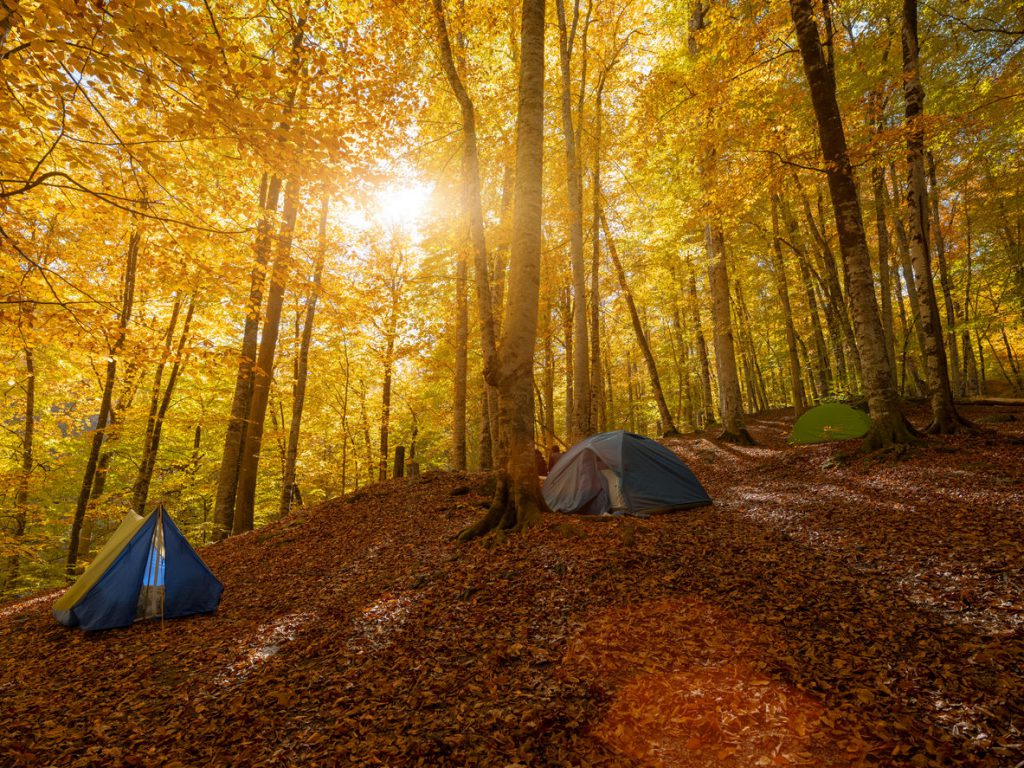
[860,413,924,453]
[458,471,544,542]
[661,428,682,439]
[718,428,756,445]
[924,408,978,435]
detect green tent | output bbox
[790,403,872,444]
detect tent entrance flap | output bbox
[136,512,166,621]
[600,468,627,512]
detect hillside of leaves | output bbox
[1,404,1022,768]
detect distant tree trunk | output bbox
[432,0,500,464]
[132,297,196,514]
[67,229,140,575]
[902,0,967,433]
[872,166,898,381]
[887,166,928,373]
[542,298,557,453]
[690,1,751,443]
[562,289,574,436]
[213,174,280,540]
[770,194,807,415]
[279,195,327,517]
[707,225,753,442]
[379,336,395,483]
[687,259,715,426]
[453,243,468,470]
[5,318,35,593]
[927,152,961,396]
[601,212,679,436]
[961,206,979,395]
[790,0,916,450]
[459,0,546,540]
[589,78,606,433]
[233,177,301,535]
[479,392,493,470]
[780,196,832,396]
[555,0,591,442]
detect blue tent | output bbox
[54,506,222,631]
[542,430,711,517]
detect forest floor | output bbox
[1,404,1022,768]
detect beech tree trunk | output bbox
[927,152,961,396]
[279,195,327,517]
[132,297,195,514]
[902,0,966,433]
[432,0,501,465]
[213,174,280,540]
[233,177,300,534]
[67,229,140,574]
[872,166,898,381]
[790,0,916,450]
[555,0,591,441]
[453,241,468,470]
[601,212,679,436]
[706,225,753,442]
[770,194,807,415]
[460,0,546,541]
[5,318,34,593]
[687,259,715,427]
[590,77,606,433]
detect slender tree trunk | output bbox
[902,0,966,433]
[706,225,753,442]
[213,174,280,540]
[6,326,34,593]
[686,259,715,426]
[601,212,679,435]
[887,166,929,370]
[460,0,546,540]
[589,78,606,433]
[67,230,140,574]
[555,0,590,441]
[961,206,979,395]
[770,194,807,414]
[790,0,916,450]
[453,242,468,470]
[872,166,898,381]
[927,152,961,396]
[431,0,501,464]
[132,298,196,514]
[233,178,301,534]
[279,196,327,516]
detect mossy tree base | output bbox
[860,413,924,453]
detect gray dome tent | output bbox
[542,430,711,517]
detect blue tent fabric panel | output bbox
[543,430,711,517]
[66,513,159,631]
[161,512,223,619]
[620,435,711,514]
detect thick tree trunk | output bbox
[279,196,327,517]
[213,174,280,540]
[590,79,606,433]
[790,0,916,450]
[555,0,590,441]
[132,298,195,514]
[67,230,140,574]
[902,0,966,433]
[601,212,679,435]
[6,329,34,593]
[770,194,807,415]
[460,0,547,541]
[233,178,300,534]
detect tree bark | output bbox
[460,0,547,541]
[5,315,34,593]
[555,0,591,441]
[601,212,679,435]
[790,0,916,450]
[686,259,715,427]
[233,177,300,534]
[927,152,961,396]
[132,297,196,514]
[67,229,140,574]
[279,195,327,517]
[770,194,807,415]
[453,240,468,470]
[902,0,967,433]
[213,174,280,540]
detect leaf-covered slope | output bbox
[1,405,1022,767]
